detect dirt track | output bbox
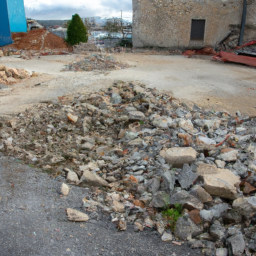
[0,53,256,116]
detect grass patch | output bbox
[162,203,182,231]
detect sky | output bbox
[24,0,133,21]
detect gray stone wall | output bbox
[132,0,256,49]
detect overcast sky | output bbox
[24,0,132,21]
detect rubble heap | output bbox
[2,29,71,58]
[1,81,256,256]
[0,65,30,85]
[62,53,129,72]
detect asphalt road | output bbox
[0,153,201,256]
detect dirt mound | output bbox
[10,29,70,51]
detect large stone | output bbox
[178,164,198,189]
[66,208,89,222]
[162,147,197,167]
[150,191,170,208]
[162,170,175,192]
[67,171,79,184]
[175,215,201,240]
[226,233,245,256]
[170,190,203,211]
[78,170,109,187]
[201,168,240,200]
[232,196,256,215]
[111,93,122,104]
[161,232,173,242]
[61,183,70,196]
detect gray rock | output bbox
[226,233,245,256]
[218,149,239,162]
[198,136,216,145]
[200,209,214,222]
[162,170,175,192]
[216,248,228,256]
[125,131,138,140]
[170,190,204,211]
[128,111,145,120]
[161,231,173,242]
[162,147,197,168]
[209,221,226,241]
[147,177,160,194]
[222,209,242,224]
[152,116,174,129]
[111,93,122,104]
[150,191,170,208]
[188,239,205,249]
[210,203,230,218]
[174,215,201,240]
[178,164,198,189]
[232,196,256,216]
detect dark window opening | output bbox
[190,19,205,41]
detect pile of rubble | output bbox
[2,29,71,58]
[0,65,30,85]
[1,81,256,256]
[62,53,129,72]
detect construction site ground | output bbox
[0,53,256,117]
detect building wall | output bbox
[133,0,256,49]
[6,0,27,32]
[0,0,12,47]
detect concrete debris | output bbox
[62,53,129,72]
[0,65,30,85]
[66,208,89,222]
[1,81,256,255]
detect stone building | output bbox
[132,0,256,49]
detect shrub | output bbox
[66,14,88,45]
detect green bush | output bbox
[66,14,88,45]
[162,203,183,231]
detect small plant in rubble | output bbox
[162,204,183,231]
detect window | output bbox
[190,19,205,41]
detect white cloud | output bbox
[24,0,132,20]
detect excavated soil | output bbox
[10,29,70,51]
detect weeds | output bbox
[162,203,182,231]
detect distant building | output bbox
[6,0,27,32]
[0,0,12,47]
[132,0,256,49]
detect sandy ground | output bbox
[0,53,256,116]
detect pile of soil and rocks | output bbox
[2,29,71,58]
[1,81,256,256]
[0,64,30,85]
[62,53,129,72]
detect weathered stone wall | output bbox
[133,0,256,49]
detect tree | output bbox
[104,18,121,37]
[66,14,88,45]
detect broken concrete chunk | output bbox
[202,168,240,200]
[61,183,70,196]
[67,113,78,123]
[78,170,109,187]
[66,208,89,222]
[218,148,239,162]
[67,171,79,184]
[162,147,197,167]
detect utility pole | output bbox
[121,10,124,39]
